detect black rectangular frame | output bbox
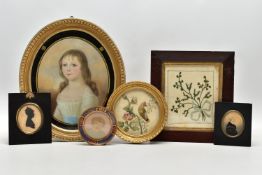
[214,102,252,147]
[9,93,52,145]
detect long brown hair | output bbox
[58,49,99,96]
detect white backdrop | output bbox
[0,0,261,175]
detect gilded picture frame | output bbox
[151,51,234,142]
[19,18,126,141]
[107,81,168,143]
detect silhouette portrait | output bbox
[221,110,245,138]
[226,121,238,136]
[25,107,35,129]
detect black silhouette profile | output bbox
[25,107,35,129]
[226,121,237,136]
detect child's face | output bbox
[93,121,104,131]
[61,56,82,81]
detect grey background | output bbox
[0,0,261,175]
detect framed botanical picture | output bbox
[107,82,168,143]
[19,18,126,141]
[151,51,234,142]
[214,102,252,147]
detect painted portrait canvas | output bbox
[37,38,110,126]
[83,111,113,139]
[19,19,126,141]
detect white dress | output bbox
[54,86,99,125]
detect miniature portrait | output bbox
[37,38,110,126]
[221,110,245,138]
[16,103,43,134]
[83,111,113,139]
[163,63,223,131]
[114,90,160,136]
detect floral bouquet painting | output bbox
[118,95,157,135]
[164,63,221,130]
[170,72,213,121]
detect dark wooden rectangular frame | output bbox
[151,51,234,142]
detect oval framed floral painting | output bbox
[19,18,126,141]
[107,81,168,143]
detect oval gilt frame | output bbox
[19,18,125,141]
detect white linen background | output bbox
[0,0,261,175]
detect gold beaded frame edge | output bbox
[106,81,168,143]
[19,18,126,141]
